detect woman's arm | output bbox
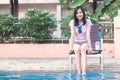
[86,25,92,51]
[69,25,75,50]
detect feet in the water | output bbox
[77,71,86,75]
[82,74,86,80]
[77,71,81,75]
[82,70,86,76]
[76,73,86,80]
[82,73,86,76]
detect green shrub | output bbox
[61,13,73,39]
[0,14,15,42]
[0,9,57,43]
[19,8,57,42]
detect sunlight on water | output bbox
[0,71,120,80]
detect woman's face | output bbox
[76,9,83,20]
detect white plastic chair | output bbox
[69,24,104,70]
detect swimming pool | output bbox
[0,71,120,80]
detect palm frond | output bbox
[69,0,88,8]
[93,0,116,19]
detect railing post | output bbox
[114,10,120,58]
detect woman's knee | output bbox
[81,44,88,55]
[73,44,80,53]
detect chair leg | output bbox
[69,56,72,70]
[102,57,104,70]
[100,56,104,70]
[100,57,101,64]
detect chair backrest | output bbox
[90,24,101,50]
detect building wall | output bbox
[0,4,9,13]
[0,0,60,4]
[0,4,57,18]
[0,43,114,58]
[114,10,120,58]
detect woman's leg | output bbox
[80,43,88,75]
[73,44,81,74]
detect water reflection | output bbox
[114,73,120,80]
[1,71,120,80]
[67,73,86,80]
[67,72,105,80]
[76,74,86,80]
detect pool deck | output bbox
[0,58,120,72]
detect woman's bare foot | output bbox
[77,71,81,74]
[82,73,86,76]
[82,70,86,76]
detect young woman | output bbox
[69,6,93,75]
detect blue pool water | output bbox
[0,71,120,80]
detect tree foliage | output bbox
[19,9,57,42]
[61,0,120,21]
[0,14,15,42]
[0,9,57,43]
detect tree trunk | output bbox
[10,0,19,21]
[10,0,14,16]
[92,0,97,14]
[14,0,19,20]
[89,0,97,14]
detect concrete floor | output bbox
[0,58,120,72]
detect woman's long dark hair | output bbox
[74,6,86,26]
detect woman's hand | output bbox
[88,46,93,53]
[69,50,75,55]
